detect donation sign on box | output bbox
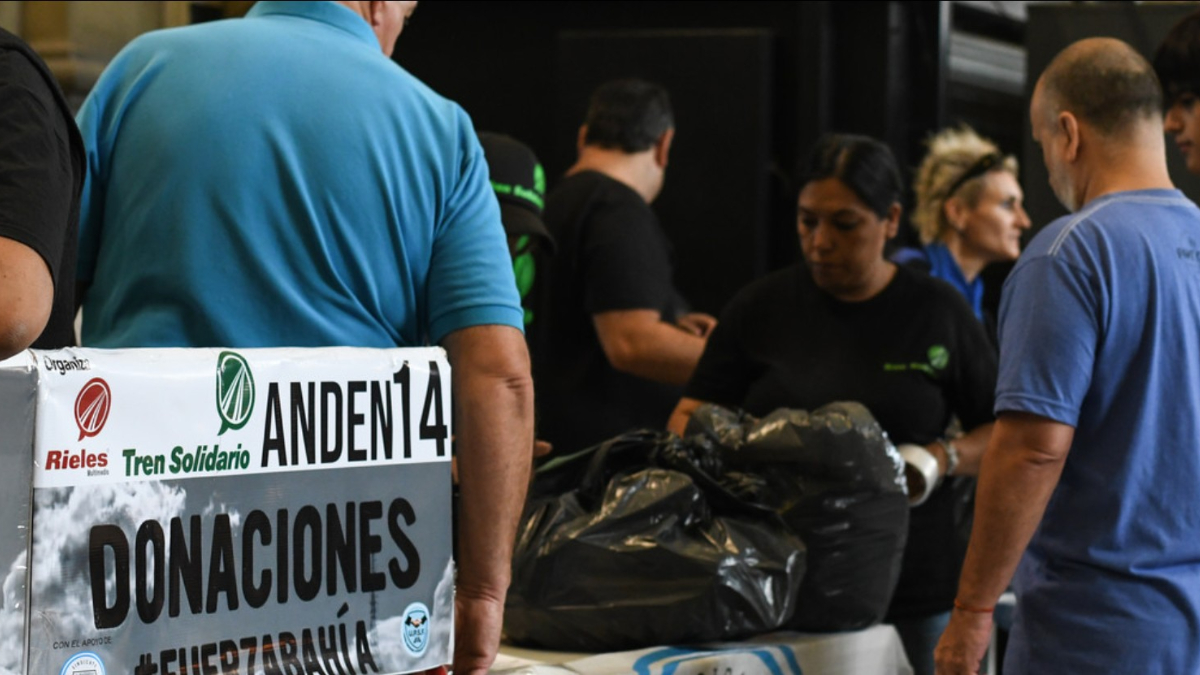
[0,347,454,675]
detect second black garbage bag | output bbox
[503,402,910,651]
[689,402,910,631]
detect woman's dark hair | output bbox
[797,133,902,218]
[1154,8,1200,106]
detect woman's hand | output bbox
[668,397,707,436]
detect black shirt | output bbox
[685,263,997,618]
[0,28,83,349]
[530,170,686,454]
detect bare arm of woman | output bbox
[928,421,994,477]
[667,396,707,436]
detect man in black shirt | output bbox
[0,28,83,358]
[530,79,715,454]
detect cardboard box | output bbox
[0,347,453,675]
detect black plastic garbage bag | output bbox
[504,431,807,652]
[689,401,910,631]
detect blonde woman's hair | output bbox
[911,125,1018,244]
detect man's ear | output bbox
[576,125,588,154]
[365,1,387,29]
[361,1,400,56]
[1059,111,1081,163]
[654,128,675,169]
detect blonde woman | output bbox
[894,126,1031,327]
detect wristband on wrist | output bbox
[939,437,960,476]
[953,598,994,614]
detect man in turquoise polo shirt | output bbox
[75,3,532,672]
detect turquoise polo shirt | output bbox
[77,1,521,348]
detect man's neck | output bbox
[568,147,659,203]
[1078,133,1175,208]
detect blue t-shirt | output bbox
[76,1,521,348]
[996,189,1200,673]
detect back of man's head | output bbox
[582,79,674,154]
[1039,37,1162,138]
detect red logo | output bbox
[75,378,112,441]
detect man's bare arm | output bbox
[0,236,53,359]
[593,309,709,386]
[443,325,535,675]
[934,411,1074,674]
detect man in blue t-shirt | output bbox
[74,3,533,673]
[935,38,1200,674]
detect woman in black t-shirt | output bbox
[667,134,997,675]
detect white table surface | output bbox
[490,624,914,675]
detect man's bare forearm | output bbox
[443,325,534,672]
[934,413,1074,674]
[449,326,533,591]
[593,309,707,386]
[620,321,706,385]
[956,413,1073,606]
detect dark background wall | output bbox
[393,1,952,315]
[394,2,1196,318]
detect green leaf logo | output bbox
[216,351,255,435]
[928,345,949,370]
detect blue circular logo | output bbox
[401,602,431,656]
[61,652,105,675]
